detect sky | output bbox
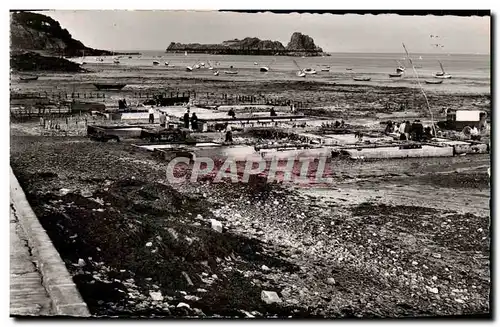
[39,10,490,54]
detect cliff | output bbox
[166,32,326,56]
[10,11,114,57]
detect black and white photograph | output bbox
[8,7,491,320]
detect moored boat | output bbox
[425,79,443,84]
[19,75,38,81]
[93,83,127,90]
[389,72,403,78]
[224,71,238,75]
[153,60,160,65]
[303,68,317,75]
[353,77,371,81]
[260,66,269,72]
[434,61,452,79]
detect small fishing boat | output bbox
[254,62,258,65]
[208,66,214,70]
[434,61,452,79]
[353,77,371,81]
[389,72,403,78]
[303,68,317,75]
[434,74,452,79]
[164,62,169,66]
[320,68,330,72]
[425,79,443,84]
[260,58,276,72]
[128,56,132,59]
[153,60,160,65]
[194,64,200,69]
[200,62,205,66]
[93,83,127,90]
[19,75,38,81]
[186,66,193,71]
[214,71,219,76]
[224,71,238,75]
[113,58,120,64]
[292,59,307,77]
[346,68,353,71]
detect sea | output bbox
[74,51,491,94]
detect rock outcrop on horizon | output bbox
[166,32,327,56]
[285,32,324,56]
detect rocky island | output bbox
[166,32,328,56]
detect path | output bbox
[10,203,53,316]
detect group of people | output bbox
[322,120,345,129]
[183,109,199,130]
[118,99,128,110]
[384,120,434,141]
[148,106,171,128]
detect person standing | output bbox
[399,121,406,140]
[183,110,190,129]
[224,123,233,143]
[190,112,199,131]
[148,106,155,124]
[159,111,167,128]
[404,120,411,140]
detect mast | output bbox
[438,61,445,73]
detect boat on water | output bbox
[224,71,238,75]
[153,61,160,65]
[320,68,330,72]
[435,74,452,79]
[389,72,403,78]
[260,58,276,72]
[254,62,258,65]
[292,59,306,77]
[194,64,201,69]
[346,68,353,71]
[19,75,38,81]
[303,68,317,75]
[434,61,452,79]
[214,71,219,76]
[208,66,214,70]
[93,83,127,90]
[164,62,169,66]
[186,66,193,71]
[425,79,443,84]
[128,56,132,59]
[113,58,120,64]
[353,77,371,81]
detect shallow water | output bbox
[67,52,490,94]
